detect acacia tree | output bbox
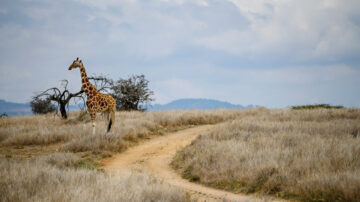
[111,74,154,111]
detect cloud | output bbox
[70,0,248,58]
[152,78,206,104]
[4,0,358,62]
[147,64,360,107]
[238,65,360,85]
[0,0,359,108]
[198,0,360,62]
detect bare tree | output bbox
[33,76,114,119]
[88,74,114,93]
[34,80,84,119]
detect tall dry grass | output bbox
[0,153,186,202]
[172,109,360,201]
[0,109,265,154]
[0,108,268,202]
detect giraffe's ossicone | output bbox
[68,57,116,134]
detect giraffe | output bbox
[68,57,116,135]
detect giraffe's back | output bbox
[97,93,116,112]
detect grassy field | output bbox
[172,108,360,201]
[0,109,261,201]
[0,109,259,158]
[2,108,359,201]
[0,153,186,202]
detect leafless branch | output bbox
[88,74,114,93]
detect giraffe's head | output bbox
[68,57,83,70]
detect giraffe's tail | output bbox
[107,110,115,132]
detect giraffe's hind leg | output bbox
[103,111,110,133]
[107,109,115,133]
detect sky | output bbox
[0,0,359,108]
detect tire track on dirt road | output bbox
[102,125,284,202]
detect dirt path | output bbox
[102,125,283,202]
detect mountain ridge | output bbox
[0,98,257,116]
[0,99,32,116]
[0,99,83,117]
[147,98,256,111]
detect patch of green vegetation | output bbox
[185,192,192,202]
[300,189,350,202]
[291,104,344,110]
[181,165,200,182]
[213,181,245,192]
[74,157,100,170]
[280,192,298,200]
[208,180,301,201]
[123,135,139,142]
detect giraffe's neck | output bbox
[80,66,98,97]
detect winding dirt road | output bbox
[102,125,283,202]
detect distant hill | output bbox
[146,98,256,111]
[0,99,32,116]
[0,98,257,116]
[0,99,84,117]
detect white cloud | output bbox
[148,64,360,107]
[73,0,127,10]
[244,65,360,85]
[227,0,273,19]
[0,0,359,108]
[196,0,209,7]
[152,78,206,104]
[214,64,360,86]
[224,65,360,107]
[198,0,360,60]
[65,0,360,61]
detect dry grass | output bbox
[0,109,264,155]
[0,153,186,202]
[4,108,358,201]
[0,114,75,145]
[172,108,360,201]
[0,109,268,202]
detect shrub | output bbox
[291,104,344,110]
[30,97,56,114]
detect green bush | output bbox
[291,104,343,110]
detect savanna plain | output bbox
[0,108,359,201]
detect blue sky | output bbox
[0,0,359,108]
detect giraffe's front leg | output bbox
[89,111,96,135]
